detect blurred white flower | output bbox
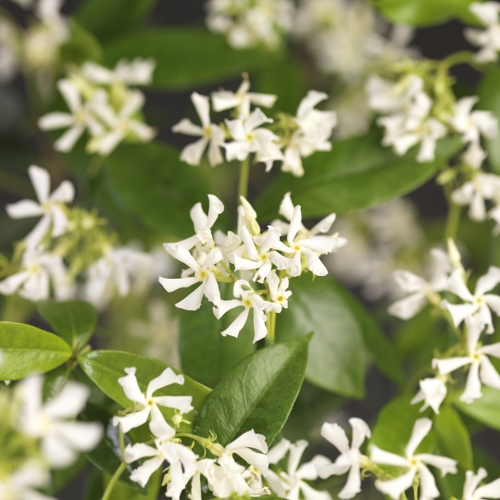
[465,2,500,63]
[411,376,448,414]
[82,58,156,86]
[461,468,500,500]
[0,460,54,500]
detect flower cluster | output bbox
[0,375,102,499]
[367,72,498,163]
[159,192,346,342]
[205,0,294,50]
[465,2,500,63]
[172,74,337,177]
[0,165,158,308]
[38,58,156,155]
[389,241,500,411]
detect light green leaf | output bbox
[371,395,435,455]
[78,350,211,432]
[0,322,72,381]
[194,335,311,446]
[276,276,366,398]
[104,142,210,239]
[478,68,500,174]
[454,387,500,431]
[77,0,157,42]
[256,133,462,220]
[179,292,255,389]
[371,0,477,27]
[37,300,97,349]
[103,28,282,91]
[60,19,102,65]
[434,406,473,470]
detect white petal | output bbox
[267,438,291,464]
[153,395,193,413]
[57,79,81,113]
[416,454,457,476]
[463,468,488,500]
[0,271,29,295]
[388,292,427,320]
[221,308,250,338]
[480,356,500,389]
[475,478,500,499]
[180,138,209,166]
[442,301,478,327]
[54,421,103,453]
[124,442,158,463]
[38,112,74,130]
[54,124,85,152]
[44,381,90,418]
[321,422,350,454]
[433,356,471,375]
[159,276,199,293]
[113,408,150,434]
[175,282,205,310]
[192,92,211,128]
[476,267,500,295]
[460,362,482,403]
[252,308,268,342]
[6,200,43,219]
[172,118,203,136]
[417,463,440,500]
[370,445,408,467]
[405,418,432,458]
[41,434,78,468]
[130,456,164,487]
[350,418,371,449]
[447,268,475,301]
[300,480,332,500]
[118,367,146,404]
[146,367,184,398]
[148,404,176,439]
[339,462,362,499]
[28,165,50,204]
[375,468,416,500]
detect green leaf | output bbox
[42,365,70,402]
[78,350,211,432]
[194,335,311,446]
[371,395,434,455]
[37,300,97,349]
[60,19,102,65]
[179,287,255,389]
[77,0,157,43]
[104,142,210,239]
[478,68,500,174]
[454,387,500,431]
[257,133,462,220]
[276,276,366,398]
[0,322,72,381]
[371,0,477,27]
[330,279,405,385]
[103,28,282,91]
[434,406,473,470]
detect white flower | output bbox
[88,90,156,156]
[220,429,269,475]
[0,247,73,302]
[16,376,103,468]
[159,246,223,310]
[462,141,488,169]
[388,248,451,320]
[465,2,500,63]
[462,468,500,500]
[81,58,156,86]
[83,246,154,309]
[266,438,332,500]
[267,270,292,312]
[212,73,277,118]
[38,79,105,152]
[112,366,193,435]
[411,376,448,414]
[213,279,274,343]
[316,418,371,499]
[433,315,500,403]
[6,165,74,247]
[172,92,226,167]
[449,97,498,145]
[0,461,55,500]
[224,108,283,170]
[371,418,457,500]
[282,90,337,177]
[452,173,500,222]
[442,266,500,334]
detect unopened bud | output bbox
[207,442,225,457]
[447,238,461,268]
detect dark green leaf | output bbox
[454,387,500,431]
[103,28,282,91]
[371,395,434,455]
[104,142,210,239]
[257,133,462,220]
[194,335,311,446]
[77,0,156,43]
[276,276,366,398]
[78,350,211,432]
[478,68,500,174]
[180,287,255,389]
[60,20,102,65]
[42,365,70,402]
[330,279,405,385]
[434,406,473,470]
[37,300,97,349]
[371,0,477,27]
[0,322,72,380]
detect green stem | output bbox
[444,202,461,241]
[267,311,276,344]
[238,157,250,201]
[441,50,482,71]
[101,462,127,500]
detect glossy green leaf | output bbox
[195,335,311,446]
[104,142,210,239]
[434,406,473,470]
[0,322,72,381]
[37,300,97,349]
[42,365,70,402]
[372,0,477,27]
[257,134,462,220]
[454,387,500,431]
[331,279,405,385]
[276,276,366,398]
[103,28,282,91]
[371,395,434,455]
[60,20,102,65]
[478,68,500,174]
[78,350,211,432]
[180,287,255,389]
[77,0,156,42]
